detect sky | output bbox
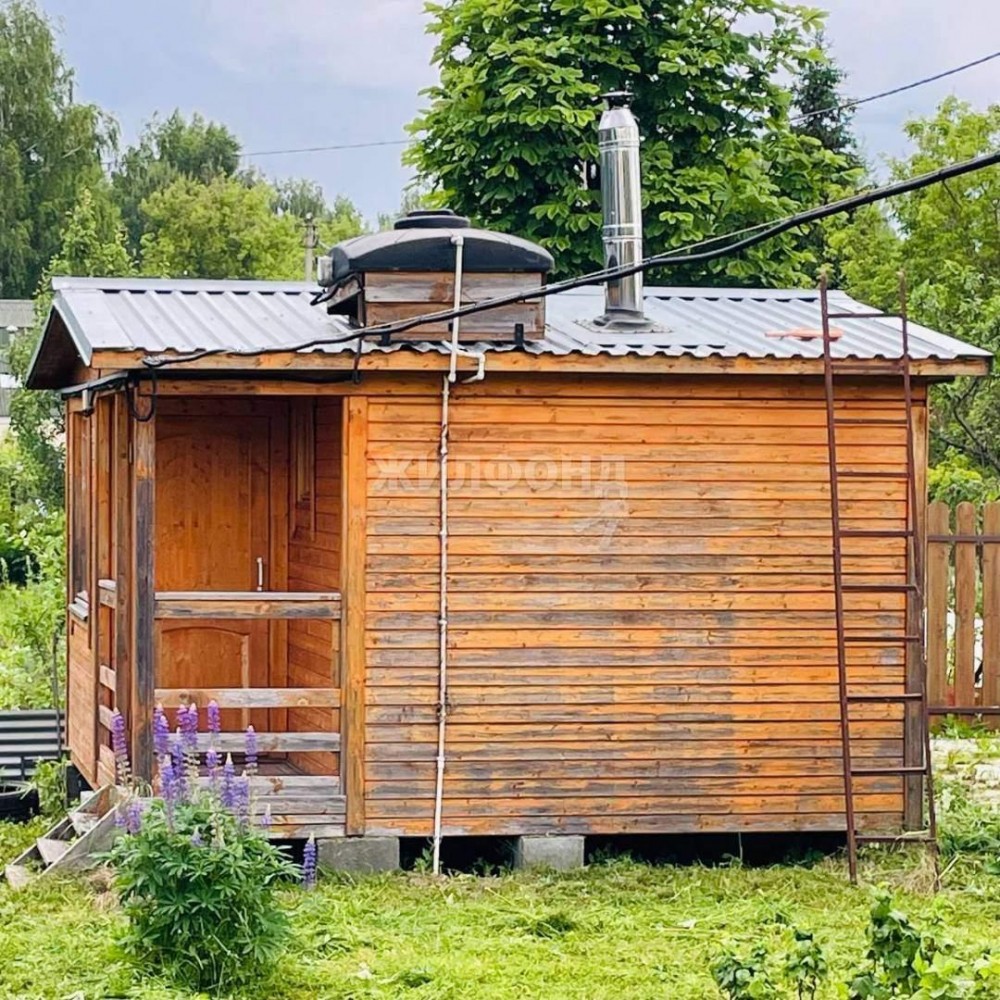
[40,0,1000,224]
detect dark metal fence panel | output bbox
[0,709,63,780]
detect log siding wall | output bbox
[362,375,915,837]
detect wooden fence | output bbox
[927,500,1000,717]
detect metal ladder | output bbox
[819,273,938,884]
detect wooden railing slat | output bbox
[926,501,950,709]
[99,664,116,691]
[155,687,340,709]
[983,502,1000,708]
[954,502,978,710]
[155,592,341,620]
[194,731,340,753]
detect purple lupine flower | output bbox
[260,806,272,831]
[244,726,258,775]
[170,731,188,803]
[207,700,221,736]
[153,705,170,760]
[125,798,144,835]
[111,710,130,784]
[234,774,251,826]
[191,830,204,848]
[302,835,318,889]
[159,755,177,829]
[183,703,199,754]
[221,754,237,810]
[114,804,127,829]
[206,746,220,786]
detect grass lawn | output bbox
[0,850,999,999]
[0,734,998,999]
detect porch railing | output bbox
[95,586,343,775]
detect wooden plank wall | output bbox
[287,399,342,775]
[927,499,1000,716]
[362,375,913,837]
[65,408,96,786]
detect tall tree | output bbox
[0,0,114,297]
[6,186,133,508]
[407,0,858,284]
[138,175,306,280]
[791,31,858,163]
[111,111,242,256]
[272,178,367,245]
[828,98,1000,481]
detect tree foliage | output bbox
[138,175,308,280]
[828,98,1000,481]
[111,111,242,256]
[408,0,859,283]
[0,0,114,297]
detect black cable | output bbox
[791,49,1000,124]
[141,147,1000,368]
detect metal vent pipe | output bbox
[597,91,645,327]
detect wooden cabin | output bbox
[26,235,990,849]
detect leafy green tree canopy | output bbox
[111,111,242,255]
[0,0,114,297]
[408,0,858,284]
[138,175,308,280]
[828,98,1000,480]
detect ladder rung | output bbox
[840,583,917,593]
[834,417,910,426]
[838,529,913,538]
[852,765,928,776]
[843,634,920,643]
[856,833,935,844]
[827,311,896,320]
[847,693,924,702]
[836,471,911,480]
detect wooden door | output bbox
[155,413,272,732]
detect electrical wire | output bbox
[141,146,1000,369]
[210,51,1000,161]
[791,49,1000,124]
[241,138,410,159]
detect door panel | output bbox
[155,414,271,732]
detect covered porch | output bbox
[67,390,358,838]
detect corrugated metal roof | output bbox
[41,276,992,366]
[0,299,34,330]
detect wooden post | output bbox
[954,501,977,712]
[341,397,368,835]
[114,395,133,744]
[926,501,950,708]
[983,502,1000,710]
[131,404,156,780]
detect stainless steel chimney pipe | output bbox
[597,91,645,327]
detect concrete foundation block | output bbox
[317,836,400,873]
[513,835,585,871]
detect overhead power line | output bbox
[143,146,1000,369]
[233,50,1000,160]
[791,49,1000,124]
[241,138,410,159]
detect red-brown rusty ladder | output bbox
[820,273,938,884]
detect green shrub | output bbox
[108,706,298,993]
[111,797,295,992]
[0,505,65,710]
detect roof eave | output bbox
[85,347,993,379]
[25,296,94,390]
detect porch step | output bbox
[36,837,71,866]
[3,786,120,889]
